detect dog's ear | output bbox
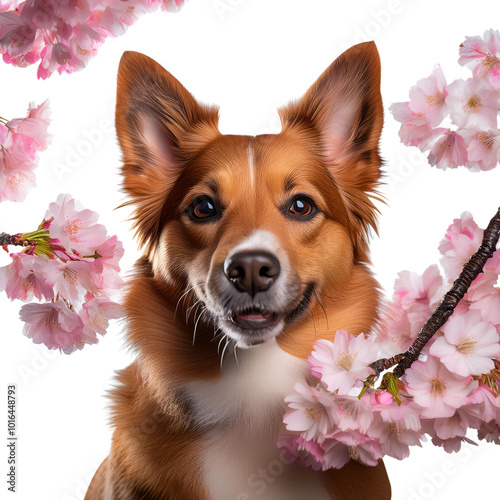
[279,41,383,260]
[116,51,219,250]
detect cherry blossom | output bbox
[408,65,448,127]
[478,420,500,445]
[335,393,374,434]
[389,101,433,147]
[446,78,499,130]
[44,193,107,256]
[322,430,382,469]
[430,311,500,377]
[0,100,51,202]
[431,404,482,440]
[368,404,423,460]
[283,383,338,443]
[277,434,323,471]
[469,385,500,423]
[378,266,444,354]
[87,234,125,290]
[0,253,54,301]
[429,434,477,453]
[391,29,500,172]
[80,295,122,336]
[20,300,86,350]
[465,288,500,330]
[0,0,186,79]
[438,212,500,280]
[462,128,500,171]
[419,128,469,170]
[0,167,37,202]
[6,99,51,151]
[1,194,124,353]
[393,265,443,310]
[44,259,97,301]
[403,355,477,418]
[308,331,378,395]
[459,30,500,89]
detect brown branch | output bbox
[369,354,405,375]
[370,207,500,379]
[0,233,24,247]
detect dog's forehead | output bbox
[197,131,323,194]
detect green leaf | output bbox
[21,230,53,258]
[387,373,402,406]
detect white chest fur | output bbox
[182,339,331,500]
[183,339,307,429]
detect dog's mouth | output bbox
[229,283,315,333]
[231,307,278,330]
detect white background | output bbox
[1,0,500,498]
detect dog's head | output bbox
[116,42,382,349]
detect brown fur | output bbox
[85,42,391,499]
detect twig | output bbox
[0,232,24,247]
[369,354,405,375]
[370,207,500,379]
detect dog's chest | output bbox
[183,339,307,428]
[182,340,330,500]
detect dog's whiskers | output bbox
[185,299,202,325]
[173,285,195,323]
[210,329,224,346]
[192,305,210,345]
[217,334,226,354]
[220,337,230,368]
[233,342,239,368]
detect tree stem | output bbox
[0,232,24,247]
[370,207,500,379]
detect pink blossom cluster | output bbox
[391,30,500,171]
[0,193,124,353]
[380,212,500,353]
[0,0,185,79]
[280,212,500,469]
[0,99,51,202]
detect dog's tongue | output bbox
[235,310,271,321]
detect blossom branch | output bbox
[370,206,500,378]
[0,194,124,354]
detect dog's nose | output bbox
[224,251,281,296]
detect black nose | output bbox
[224,251,281,296]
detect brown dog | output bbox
[85,41,391,499]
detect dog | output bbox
[85,41,391,499]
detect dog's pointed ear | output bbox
[115,51,219,249]
[279,42,383,259]
[280,41,383,167]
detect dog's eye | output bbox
[190,196,217,221]
[288,197,315,218]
